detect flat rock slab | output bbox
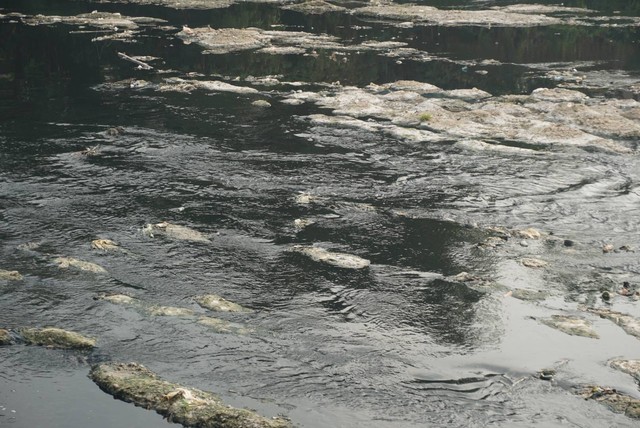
[539,315,599,339]
[20,327,96,350]
[288,245,371,269]
[89,363,292,428]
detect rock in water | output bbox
[0,329,12,345]
[195,294,251,312]
[288,245,371,269]
[91,239,122,252]
[89,363,292,428]
[20,327,96,350]
[539,315,599,338]
[586,308,640,340]
[143,222,211,243]
[0,269,23,280]
[520,257,548,268]
[53,257,107,274]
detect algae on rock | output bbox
[89,363,292,428]
[20,327,96,350]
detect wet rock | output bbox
[252,99,272,108]
[106,126,125,136]
[609,359,640,381]
[511,289,549,301]
[142,222,211,243]
[520,258,548,268]
[147,306,195,317]
[91,239,121,252]
[195,295,251,313]
[603,244,615,253]
[53,257,107,274]
[20,327,96,350]
[578,386,640,419]
[513,228,542,240]
[97,294,138,305]
[586,308,640,340]
[294,218,316,230]
[539,315,599,339]
[89,363,291,428]
[282,0,347,14]
[0,329,12,345]
[19,11,165,31]
[287,245,371,269]
[0,269,23,281]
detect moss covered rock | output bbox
[89,363,291,428]
[20,327,96,349]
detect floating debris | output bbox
[20,327,96,350]
[539,315,599,339]
[89,363,292,428]
[142,222,211,243]
[195,294,251,313]
[520,258,548,268]
[53,257,107,274]
[287,245,371,269]
[0,269,23,281]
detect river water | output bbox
[1,0,640,427]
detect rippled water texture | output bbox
[1,0,640,427]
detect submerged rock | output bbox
[287,245,371,269]
[511,289,549,301]
[0,329,12,345]
[91,239,122,252]
[197,316,251,335]
[539,315,599,339]
[586,308,640,340]
[142,222,211,243]
[53,257,107,274]
[578,386,640,419]
[20,327,96,350]
[609,359,640,381]
[97,294,138,305]
[0,269,23,280]
[147,306,195,317]
[89,363,291,428]
[195,295,251,313]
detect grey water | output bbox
[1,0,640,427]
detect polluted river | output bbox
[1,0,640,426]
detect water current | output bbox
[1,0,640,427]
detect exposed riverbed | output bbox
[1,0,640,427]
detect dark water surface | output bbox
[1,0,640,427]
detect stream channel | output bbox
[1,0,640,427]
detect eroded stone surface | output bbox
[539,315,599,338]
[90,363,292,428]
